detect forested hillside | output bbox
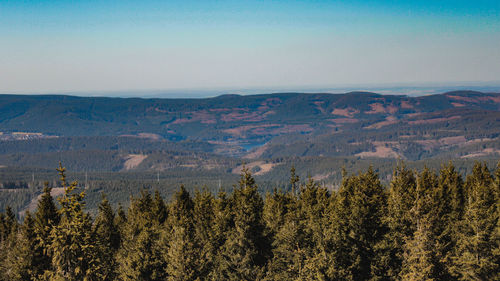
[1,91,499,159]
[1,92,499,209]
[0,162,498,280]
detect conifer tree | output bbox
[120,225,166,281]
[494,162,500,276]
[434,162,464,279]
[372,164,417,280]
[30,182,60,279]
[452,162,499,280]
[35,182,60,233]
[152,190,167,225]
[263,188,294,240]
[264,167,300,248]
[192,188,216,279]
[465,162,493,197]
[114,203,127,239]
[4,211,36,281]
[400,167,440,280]
[264,171,301,280]
[210,190,233,281]
[92,194,120,281]
[0,210,18,281]
[494,161,500,205]
[294,176,332,280]
[219,167,269,280]
[440,162,466,224]
[118,191,166,281]
[0,212,4,243]
[0,212,5,281]
[330,167,387,281]
[401,214,438,281]
[290,165,300,195]
[0,206,16,241]
[0,204,17,278]
[164,186,200,281]
[266,193,309,281]
[45,163,98,280]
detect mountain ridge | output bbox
[1,91,499,160]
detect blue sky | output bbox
[1,0,499,94]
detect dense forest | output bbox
[0,161,499,280]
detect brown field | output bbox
[232,161,281,176]
[408,116,460,125]
[123,154,148,170]
[355,145,401,158]
[331,107,359,117]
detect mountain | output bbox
[0,91,499,161]
[1,90,499,214]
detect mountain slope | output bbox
[0,91,499,159]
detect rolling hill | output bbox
[1,90,499,213]
[0,91,499,161]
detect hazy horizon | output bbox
[2,82,500,99]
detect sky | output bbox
[1,0,499,95]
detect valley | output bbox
[1,90,499,214]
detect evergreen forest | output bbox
[0,161,499,281]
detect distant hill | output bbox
[0,91,499,160]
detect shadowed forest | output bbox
[0,162,499,281]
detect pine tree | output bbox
[434,162,464,279]
[114,203,127,240]
[263,188,294,241]
[494,162,500,276]
[92,194,120,280]
[0,207,17,281]
[440,162,466,224]
[1,207,19,281]
[465,162,493,197]
[400,214,438,281]
[266,193,310,281]
[119,225,166,281]
[371,164,416,280]
[0,204,17,279]
[452,162,499,280]
[118,191,166,281]
[152,190,167,225]
[192,188,216,279]
[30,182,60,279]
[34,182,60,234]
[4,211,36,281]
[263,166,301,276]
[330,167,387,281]
[0,212,5,281]
[0,206,16,241]
[164,186,200,281]
[290,165,300,195]
[210,190,233,281]
[296,176,331,280]
[219,167,269,280]
[0,213,4,244]
[400,167,440,280]
[44,163,98,280]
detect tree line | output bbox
[0,161,499,280]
